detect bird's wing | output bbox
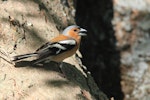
[35,39,76,57]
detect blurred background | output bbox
[75,0,150,100]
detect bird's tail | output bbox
[11,53,38,61]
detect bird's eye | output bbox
[74,29,77,32]
[74,29,78,32]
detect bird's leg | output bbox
[58,62,66,78]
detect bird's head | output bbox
[62,25,87,39]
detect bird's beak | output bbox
[79,28,87,36]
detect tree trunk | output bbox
[0,0,108,100]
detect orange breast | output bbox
[50,34,81,62]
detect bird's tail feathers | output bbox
[11,53,38,61]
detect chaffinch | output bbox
[11,25,87,64]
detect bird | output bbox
[11,25,87,65]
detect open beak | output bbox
[79,28,87,36]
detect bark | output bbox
[0,0,108,100]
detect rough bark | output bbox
[0,0,108,100]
